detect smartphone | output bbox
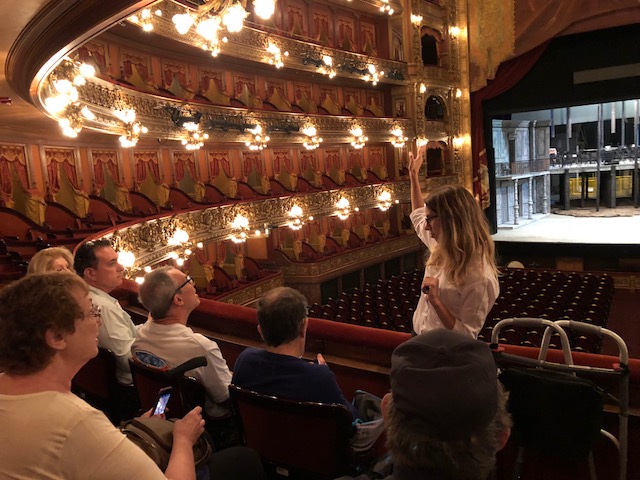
[153,387,172,415]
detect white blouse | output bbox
[410,207,499,338]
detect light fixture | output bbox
[245,124,269,151]
[287,205,305,230]
[455,88,462,98]
[379,0,394,15]
[180,121,209,150]
[319,55,336,78]
[128,8,159,31]
[350,124,367,149]
[419,83,427,94]
[377,190,393,211]
[253,0,276,20]
[416,136,429,147]
[44,59,96,136]
[363,64,383,85]
[335,197,351,220]
[117,250,136,268]
[196,17,227,57]
[390,124,408,148]
[172,13,195,34]
[222,3,248,33]
[302,123,322,150]
[453,136,465,148]
[114,109,147,148]
[266,42,288,69]
[230,214,250,243]
[411,14,423,25]
[449,26,461,37]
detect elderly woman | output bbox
[26,246,74,274]
[0,273,205,479]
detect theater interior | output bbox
[1,0,640,478]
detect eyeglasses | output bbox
[172,275,194,297]
[426,214,439,225]
[88,300,102,320]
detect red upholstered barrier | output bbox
[114,279,640,407]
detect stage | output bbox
[493,212,640,245]
[492,212,640,272]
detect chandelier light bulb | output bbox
[222,3,248,33]
[253,0,275,19]
[173,13,194,34]
[78,63,95,78]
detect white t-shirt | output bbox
[410,207,499,337]
[0,390,167,479]
[90,286,139,385]
[132,320,232,418]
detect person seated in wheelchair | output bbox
[135,266,233,420]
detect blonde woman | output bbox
[408,145,499,337]
[26,247,74,275]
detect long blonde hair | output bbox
[425,185,497,286]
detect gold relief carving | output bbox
[0,144,27,164]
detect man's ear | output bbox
[497,426,511,451]
[300,317,308,338]
[381,392,392,423]
[83,266,98,283]
[44,328,67,351]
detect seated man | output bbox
[74,240,138,386]
[134,266,233,419]
[232,286,359,419]
[381,329,511,480]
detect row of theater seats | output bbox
[479,269,615,353]
[311,268,615,355]
[308,269,423,333]
[277,226,396,264]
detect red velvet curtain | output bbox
[0,154,29,205]
[470,42,549,205]
[210,155,231,177]
[300,152,316,171]
[94,159,119,191]
[62,161,81,189]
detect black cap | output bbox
[390,329,498,440]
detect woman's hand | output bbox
[421,277,440,304]
[173,406,205,446]
[408,144,427,178]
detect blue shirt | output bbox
[232,347,359,419]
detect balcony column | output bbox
[513,178,519,225]
[528,177,533,219]
[542,175,549,214]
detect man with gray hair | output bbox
[133,266,232,419]
[232,286,358,418]
[380,329,511,479]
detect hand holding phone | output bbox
[153,387,172,416]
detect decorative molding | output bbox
[107,179,411,272]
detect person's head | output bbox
[256,287,308,347]
[0,273,102,375]
[74,239,124,293]
[383,330,511,479]
[424,184,497,285]
[138,266,200,321]
[27,247,75,275]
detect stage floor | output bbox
[493,213,640,245]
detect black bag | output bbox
[499,367,604,462]
[120,417,213,471]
